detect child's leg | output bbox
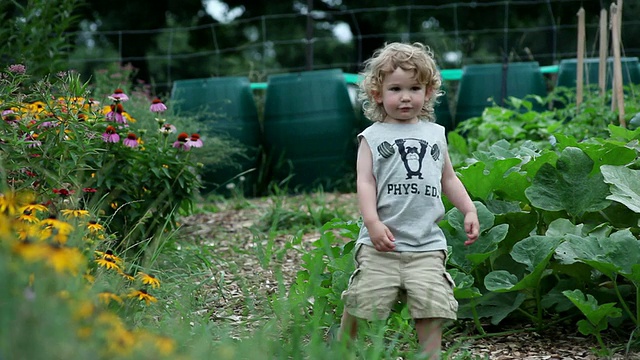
[415,318,443,359]
[337,308,358,341]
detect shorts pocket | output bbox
[443,271,459,312]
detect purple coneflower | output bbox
[150,98,167,113]
[24,133,41,148]
[187,133,203,148]
[159,123,176,135]
[123,133,138,148]
[105,103,126,124]
[2,109,18,124]
[108,88,129,102]
[173,132,191,151]
[102,126,120,143]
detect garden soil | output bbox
[181,193,639,360]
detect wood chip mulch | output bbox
[180,193,640,359]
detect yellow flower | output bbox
[0,193,20,215]
[61,209,90,218]
[40,216,74,234]
[47,245,85,275]
[119,270,135,282]
[73,300,95,320]
[84,273,95,284]
[96,257,120,271]
[127,289,157,305]
[86,220,104,233]
[138,272,161,288]
[98,292,123,305]
[106,328,136,356]
[154,336,176,355]
[20,203,48,214]
[95,250,122,265]
[12,240,50,262]
[18,209,39,223]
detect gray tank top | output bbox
[357,121,447,252]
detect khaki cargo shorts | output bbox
[342,244,458,321]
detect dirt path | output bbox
[180,193,638,359]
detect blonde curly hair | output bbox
[358,42,443,123]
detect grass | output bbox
[2,189,633,359]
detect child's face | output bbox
[374,67,428,124]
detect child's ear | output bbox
[425,87,434,100]
[372,90,382,104]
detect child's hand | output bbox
[463,211,479,246]
[367,220,395,252]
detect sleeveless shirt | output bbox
[357,121,448,252]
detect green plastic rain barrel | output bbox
[455,62,547,123]
[556,57,640,89]
[171,77,261,195]
[263,69,357,191]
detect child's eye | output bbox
[389,86,400,91]
[411,86,423,91]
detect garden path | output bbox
[181,193,638,360]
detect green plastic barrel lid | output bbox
[455,62,547,123]
[556,57,640,89]
[263,69,357,191]
[171,77,261,195]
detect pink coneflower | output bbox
[2,109,18,124]
[150,98,167,113]
[102,126,120,143]
[173,132,190,151]
[123,133,138,148]
[39,114,59,128]
[187,133,203,148]
[24,133,41,148]
[159,123,176,135]
[108,88,129,102]
[106,103,126,124]
[8,64,26,74]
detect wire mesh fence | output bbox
[66,0,640,91]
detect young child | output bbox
[338,42,480,359]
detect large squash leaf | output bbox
[601,165,640,213]
[485,235,563,292]
[525,147,610,218]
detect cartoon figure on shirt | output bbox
[396,138,428,179]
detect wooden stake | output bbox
[576,8,585,110]
[598,9,608,97]
[611,4,626,127]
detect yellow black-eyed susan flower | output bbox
[12,240,50,262]
[127,289,157,305]
[18,209,39,223]
[96,257,120,271]
[19,202,48,214]
[86,220,104,233]
[138,272,160,288]
[95,250,122,265]
[119,270,135,282]
[0,192,20,215]
[47,245,85,275]
[40,216,74,234]
[61,209,90,218]
[106,327,136,356]
[98,292,124,305]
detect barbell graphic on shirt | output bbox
[377,138,441,161]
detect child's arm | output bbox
[357,138,395,252]
[441,150,479,245]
